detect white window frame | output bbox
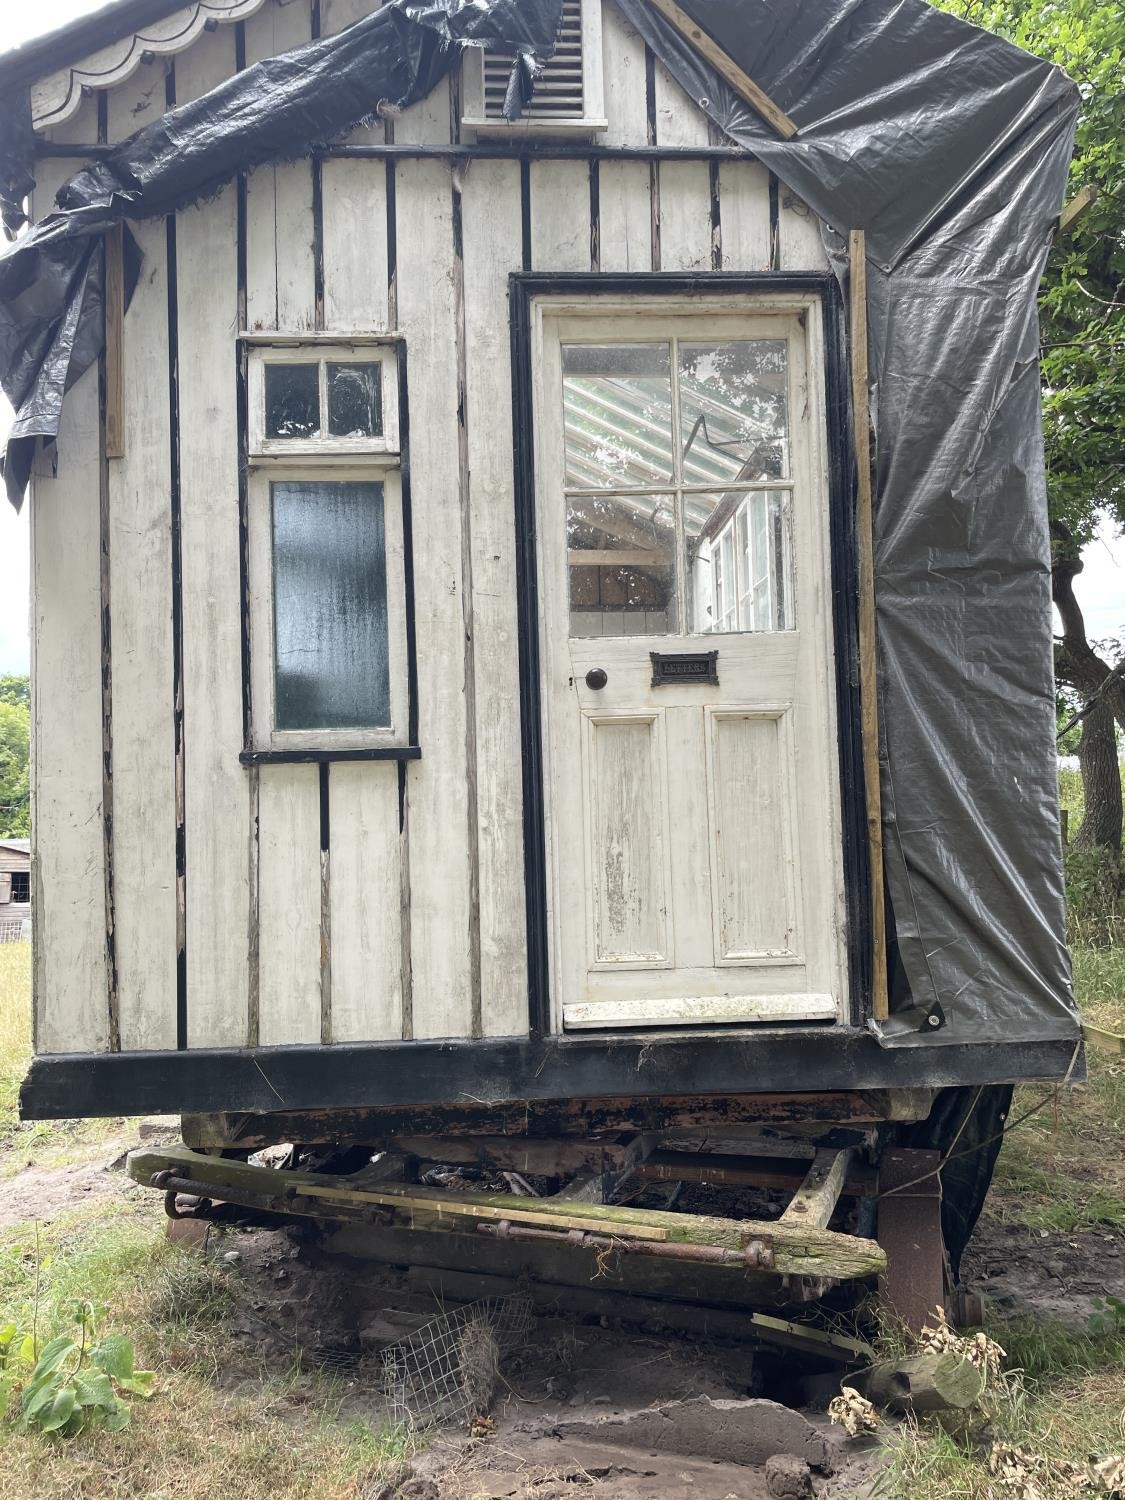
[460,0,607,139]
[248,342,400,461]
[247,464,409,753]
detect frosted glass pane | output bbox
[265,363,319,438]
[328,362,382,437]
[271,481,390,730]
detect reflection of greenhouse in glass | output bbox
[562,340,793,637]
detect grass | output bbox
[0,956,415,1496]
[987,930,1125,1230]
[0,945,137,1176]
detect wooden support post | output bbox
[1058,183,1098,237]
[849,228,889,1022]
[104,223,126,461]
[780,1148,852,1230]
[644,0,799,140]
[876,1147,944,1335]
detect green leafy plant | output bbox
[6,1300,155,1438]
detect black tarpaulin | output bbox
[0,0,563,505]
[0,0,1081,1055]
[610,0,1079,1050]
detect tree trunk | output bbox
[1074,701,1123,855]
[1051,521,1124,863]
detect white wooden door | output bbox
[533,297,848,1031]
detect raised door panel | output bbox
[584,714,671,968]
[707,709,798,963]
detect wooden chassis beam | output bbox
[849,229,889,1021]
[20,1034,1084,1121]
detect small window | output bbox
[249,344,398,458]
[248,468,409,751]
[461,0,606,138]
[10,871,30,905]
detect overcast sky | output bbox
[0,1,1121,677]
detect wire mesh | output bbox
[380,1294,535,1429]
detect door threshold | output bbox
[562,993,838,1029]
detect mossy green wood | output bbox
[127,1146,886,1280]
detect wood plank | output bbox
[130,1144,887,1278]
[779,1147,852,1230]
[257,765,322,1045]
[322,159,389,331]
[643,0,798,139]
[175,29,253,1048]
[105,71,176,1052]
[103,226,125,459]
[31,108,109,1055]
[243,1,315,331]
[395,160,474,1039]
[778,186,828,270]
[531,158,591,272]
[563,994,837,1029]
[460,158,528,1037]
[719,160,771,270]
[599,5,652,271]
[395,65,450,146]
[637,1149,876,1197]
[653,59,711,270]
[1058,182,1098,236]
[329,761,402,1041]
[849,229,888,1023]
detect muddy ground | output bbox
[4,1141,1124,1498]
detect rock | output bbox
[766,1453,815,1499]
[1046,1260,1068,1280]
[222,1250,242,1265]
[552,1396,834,1472]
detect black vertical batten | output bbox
[823,278,873,1018]
[396,342,418,749]
[709,159,722,269]
[520,159,532,272]
[311,0,325,332]
[96,89,119,1050]
[645,48,661,271]
[508,277,550,1039]
[508,273,871,1037]
[165,61,187,1052]
[589,158,600,272]
[768,173,780,270]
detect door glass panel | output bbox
[327,362,382,437]
[265,363,320,439]
[568,493,676,637]
[562,343,674,488]
[687,491,794,634]
[271,480,390,729]
[679,341,789,482]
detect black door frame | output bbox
[509,271,871,1040]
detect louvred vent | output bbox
[482,0,584,119]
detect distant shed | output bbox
[0,838,31,937]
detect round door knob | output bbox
[585,668,608,690]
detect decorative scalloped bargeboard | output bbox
[31,0,269,131]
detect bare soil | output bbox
[961,1215,1125,1327]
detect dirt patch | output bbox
[0,1156,136,1229]
[962,1216,1125,1326]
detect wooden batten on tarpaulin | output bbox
[848,228,889,1023]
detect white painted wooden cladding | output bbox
[31,100,109,1054]
[244,1,316,331]
[106,72,178,1050]
[176,28,253,1048]
[461,160,530,1036]
[29,0,835,1060]
[329,763,403,1041]
[395,160,475,1040]
[258,765,322,1044]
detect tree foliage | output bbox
[0,675,29,838]
[936,0,1125,547]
